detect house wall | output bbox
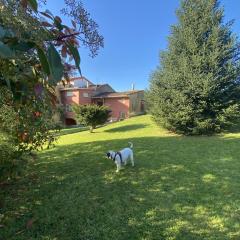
[61,89,94,105]
[103,98,130,120]
[78,89,94,105]
[59,85,144,125]
[60,88,94,121]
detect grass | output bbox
[1,115,240,240]
[56,126,89,136]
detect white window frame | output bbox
[65,104,72,112]
[83,92,89,98]
[66,91,73,97]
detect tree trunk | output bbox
[90,126,94,133]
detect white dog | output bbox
[106,142,134,172]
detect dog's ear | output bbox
[106,152,110,158]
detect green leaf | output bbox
[67,43,81,74]
[4,78,11,90]
[0,26,15,40]
[37,47,50,75]
[0,41,15,58]
[11,41,35,51]
[0,26,6,39]
[27,0,38,12]
[47,44,64,84]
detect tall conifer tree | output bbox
[147,0,240,134]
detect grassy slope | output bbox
[1,115,240,240]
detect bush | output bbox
[0,86,61,181]
[73,104,111,132]
[0,86,59,151]
[0,131,23,181]
[0,130,37,182]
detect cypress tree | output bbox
[147,0,240,135]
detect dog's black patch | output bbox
[114,152,123,164]
[106,152,111,159]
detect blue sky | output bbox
[46,0,240,91]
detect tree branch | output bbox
[56,32,80,41]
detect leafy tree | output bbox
[0,0,104,147]
[73,105,111,132]
[147,0,240,135]
[0,0,103,179]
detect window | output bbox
[97,101,103,106]
[65,104,73,112]
[74,79,88,88]
[83,92,89,98]
[119,112,126,119]
[66,91,73,97]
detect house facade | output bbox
[57,76,145,125]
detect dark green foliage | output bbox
[0,88,21,180]
[0,132,23,181]
[47,44,64,84]
[73,104,110,132]
[27,0,38,12]
[0,86,60,181]
[0,0,103,180]
[147,0,240,135]
[0,86,60,152]
[67,42,81,73]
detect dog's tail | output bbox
[128,142,133,149]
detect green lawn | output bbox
[1,115,240,240]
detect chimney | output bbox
[131,83,135,91]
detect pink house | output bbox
[57,76,145,125]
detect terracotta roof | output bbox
[92,90,144,98]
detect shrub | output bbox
[0,86,60,180]
[73,104,111,132]
[0,131,22,181]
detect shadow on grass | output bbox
[57,126,89,136]
[104,123,147,133]
[1,135,240,240]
